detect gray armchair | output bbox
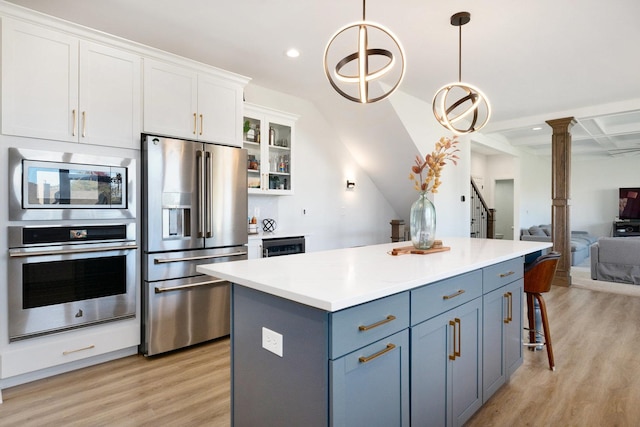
[591,237,640,284]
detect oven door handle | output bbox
[9,244,138,257]
[153,251,247,264]
[155,279,227,293]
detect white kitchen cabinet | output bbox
[143,58,244,147]
[0,320,139,380]
[247,238,262,259]
[79,42,141,148]
[243,103,298,194]
[1,18,141,149]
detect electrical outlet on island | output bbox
[262,327,283,357]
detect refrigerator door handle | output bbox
[155,279,226,293]
[153,250,248,264]
[205,150,213,238]
[196,150,205,238]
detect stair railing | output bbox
[470,178,496,239]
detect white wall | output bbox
[472,141,639,240]
[387,89,471,239]
[245,84,398,251]
[571,155,640,237]
[519,154,552,229]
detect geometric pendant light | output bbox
[323,0,406,103]
[432,12,491,134]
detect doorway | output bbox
[495,179,514,240]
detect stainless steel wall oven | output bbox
[8,224,137,341]
[6,147,137,341]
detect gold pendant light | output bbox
[324,0,406,103]
[433,12,491,134]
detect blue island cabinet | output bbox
[481,257,525,402]
[229,256,527,427]
[231,285,410,427]
[410,270,483,427]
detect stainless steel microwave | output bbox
[9,147,136,220]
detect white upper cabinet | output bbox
[1,18,142,149]
[79,41,141,148]
[143,58,244,147]
[2,18,78,142]
[243,103,298,195]
[198,73,243,146]
[143,59,197,140]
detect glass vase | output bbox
[410,192,436,249]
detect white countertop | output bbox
[197,237,552,312]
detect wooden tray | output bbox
[389,245,451,256]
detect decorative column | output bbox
[546,117,576,286]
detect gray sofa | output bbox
[520,224,598,266]
[590,237,640,284]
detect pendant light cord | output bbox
[362,0,366,20]
[458,23,462,82]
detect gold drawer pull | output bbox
[199,114,204,135]
[499,271,515,278]
[359,343,396,364]
[443,289,465,300]
[63,344,95,356]
[193,113,197,134]
[358,315,396,331]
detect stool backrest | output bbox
[524,251,561,294]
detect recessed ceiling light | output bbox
[285,48,300,58]
[532,127,542,131]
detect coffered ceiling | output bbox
[6,0,640,158]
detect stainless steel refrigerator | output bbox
[141,135,248,356]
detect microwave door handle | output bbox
[196,150,205,238]
[205,150,213,238]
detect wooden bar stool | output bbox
[523,251,561,371]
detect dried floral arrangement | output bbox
[409,136,460,193]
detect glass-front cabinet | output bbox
[243,103,298,195]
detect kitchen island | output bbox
[198,237,552,427]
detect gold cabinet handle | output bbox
[72,109,77,136]
[510,292,513,322]
[358,315,396,331]
[449,319,457,360]
[63,344,95,356]
[455,317,461,358]
[199,114,204,135]
[443,289,465,300]
[193,112,197,134]
[82,111,86,137]
[499,271,515,278]
[507,292,513,323]
[359,343,396,364]
[449,318,462,360]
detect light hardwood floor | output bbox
[2,283,640,426]
[0,338,231,426]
